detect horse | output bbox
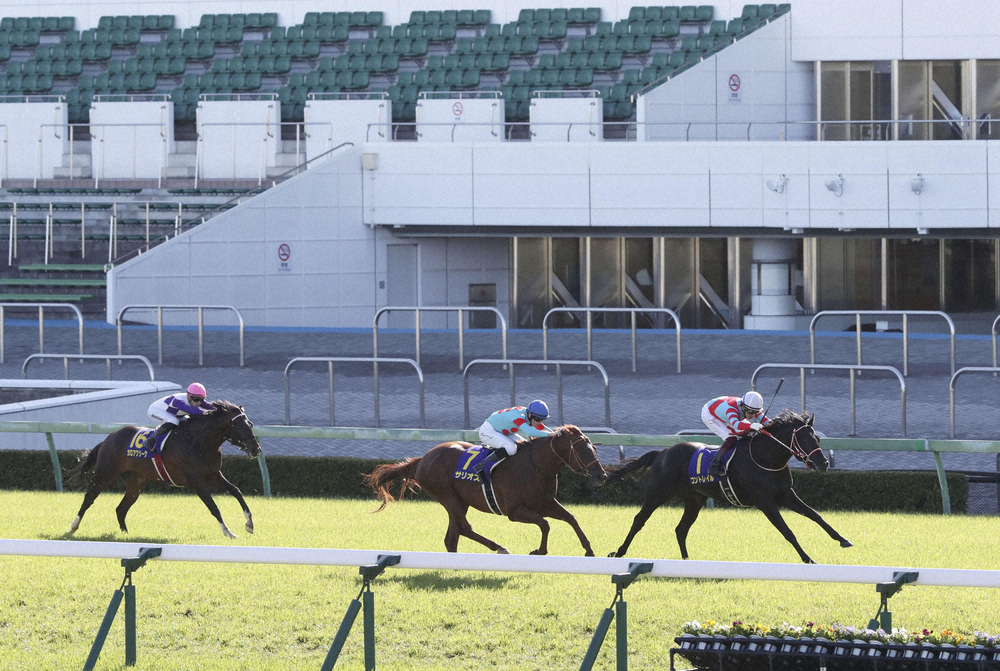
[65,400,262,539]
[364,425,608,555]
[604,410,852,564]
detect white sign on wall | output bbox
[277,243,291,272]
[727,73,742,102]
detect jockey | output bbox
[147,383,216,449]
[473,400,552,475]
[701,391,770,477]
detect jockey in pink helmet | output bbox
[147,383,216,449]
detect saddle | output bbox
[127,428,180,486]
[452,446,504,516]
[687,446,747,508]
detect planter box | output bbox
[671,635,1000,671]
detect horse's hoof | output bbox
[496,547,509,555]
[607,551,617,558]
[245,524,254,534]
[529,549,547,556]
[805,558,816,564]
[584,550,595,557]
[840,539,853,548]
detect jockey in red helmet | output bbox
[701,391,770,477]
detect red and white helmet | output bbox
[187,382,207,399]
[739,391,764,415]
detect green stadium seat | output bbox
[484,24,501,38]
[727,18,745,34]
[760,3,777,17]
[742,4,760,19]
[696,5,714,21]
[629,7,645,21]
[367,11,383,26]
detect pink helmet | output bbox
[187,382,207,398]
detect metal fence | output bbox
[116,304,245,367]
[373,306,508,370]
[751,362,906,436]
[22,353,154,381]
[949,367,1000,438]
[462,358,611,429]
[284,356,425,428]
[542,307,682,373]
[0,302,84,365]
[809,310,955,377]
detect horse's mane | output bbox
[529,424,580,444]
[178,399,239,443]
[767,408,812,429]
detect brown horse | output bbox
[365,425,608,555]
[65,400,262,538]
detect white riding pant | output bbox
[479,421,519,456]
[148,402,180,426]
[701,405,734,441]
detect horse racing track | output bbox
[1,493,999,671]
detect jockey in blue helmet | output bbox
[473,400,552,474]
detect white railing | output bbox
[372,305,508,370]
[0,302,84,364]
[116,304,245,367]
[949,366,1000,438]
[809,310,956,377]
[542,307,682,373]
[21,353,155,381]
[37,122,170,188]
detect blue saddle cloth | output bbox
[453,446,494,483]
[687,446,736,486]
[126,428,158,459]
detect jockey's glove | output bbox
[749,423,763,431]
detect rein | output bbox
[548,435,598,473]
[749,425,821,471]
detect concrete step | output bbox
[166,152,197,168]
[162,165,196,178]
[52,165,92,178]
[60,153,92,167]
[175,140,197,154]
[272,152,305,168]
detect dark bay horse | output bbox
[365,425,608,555]
[605,410,852,564]
[65,400,262,538]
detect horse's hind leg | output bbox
[675,494,708,560]
[506,505,551,555]
[115,473,149,533]
[442,500,508,554]
[69,469,120,534]
[534,499,595,557]
[192,481,236,538]
[610,485,673,558]
[208,472,253,534]
[781,490,853,548]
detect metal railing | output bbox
[542,307,682,373]
[948,367,1000,438]
[116,304,245,367]
[0,302,84,364]
[196,119,275,186]
[37,122,170,188]
[462,358,611,429]
[809,310,956,377]
[991,316,1000,375]
[22,353,155,381]
[283,356,425,427]
[373,306,508,370]
[751,363,907,436]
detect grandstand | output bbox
[0,2,997,333]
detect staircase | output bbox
[52,141,93,180]
[163,141,197,179]
[266,140,306,178]
[0,263,107,318]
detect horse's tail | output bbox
[64,441,102,488]
[363,458,422,513]
[603,450,661,486]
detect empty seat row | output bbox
[0,16,72,32]
[649,50,697,68]
[136,40,215,60]
[97,15,174,31]
[741,4,785,19]
[185,72,265,91]
[109,57,186,76]
[625,6,713,22]
[498,21,569,40]
[210,55,293,75]
[454,36,541,55]
[197,13,278,29]
[288,11,383,28]
[6,59,83,76]
[0,30,40,47]
[407,10,492,25]
[0,74,54,91]
[532,51,625,71]
[516,8,603,23]
[89,72,158,90]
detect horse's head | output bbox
[550,425,607,486]
[212,401,262,457]
[765,410,827,472]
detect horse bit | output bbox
[550,435,599,473]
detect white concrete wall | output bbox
[0,380,181,451]
[416,97,504,142]
[304,98,390,164]
[0,101,65,180]
[361,139,1000,232]
[638,15,815,142]
[89,100,173,180]
[197,99,279,180]
[530,97,604,142]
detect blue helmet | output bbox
[526,400,549,422]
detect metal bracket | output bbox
[611,562,653,593]
[868,571,918,631]
[359,554,401,585]
[581,562,654,671]
[121,547,162,577]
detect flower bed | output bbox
[671,621,1000,671]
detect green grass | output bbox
[1,491,998,670]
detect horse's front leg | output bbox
[192,481,237,538]
[781,490,853,548]
[210,472,253,534]
[506,505,550,555]
[755,501,814,564]
[534,499,595,557]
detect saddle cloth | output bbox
[687,446,736,486]
[127,428,179,486]
[453,445,504,515]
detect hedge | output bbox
[0,450,967,514]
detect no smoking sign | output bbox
[727,73,742,102]
[277,243,291,272]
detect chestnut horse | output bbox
[65,400,262,538]
[365,425,607,555]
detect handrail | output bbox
[283,356,424,427]
[373,306,508,370]
[462,358,611,429]
[751,363,906,436]
[37,122,168,188]
[107,142,354,267]
[0,302,84,364]
[809,310,956,377]
[116,305,245,367]
[991,316,1000,373]
[542,307,682,373]
[22,353,155,381]
[948,367,1000,438]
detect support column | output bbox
[728,237,742,328]
[744,238,799,330]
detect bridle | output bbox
[549,433,600,473]
[750,424,823,471]
[227,410,258,453]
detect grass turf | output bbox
[0,491,998,670]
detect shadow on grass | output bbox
[43,531,178,544]
[380,571,515,591]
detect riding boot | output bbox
[708,436,738,477]
[472,447,508,476]
[153,423,174,451]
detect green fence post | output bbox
[322,555,399,671]
[124,584,136,666]
[320,599,362,671]
[616,599,628,671]
[45,432,63,492]
[363,590,376,671]
[82,588,123,671]
[932,450,951,515]
[257,453,271,497]
[580,562,652,671]
[579,608,615,671]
